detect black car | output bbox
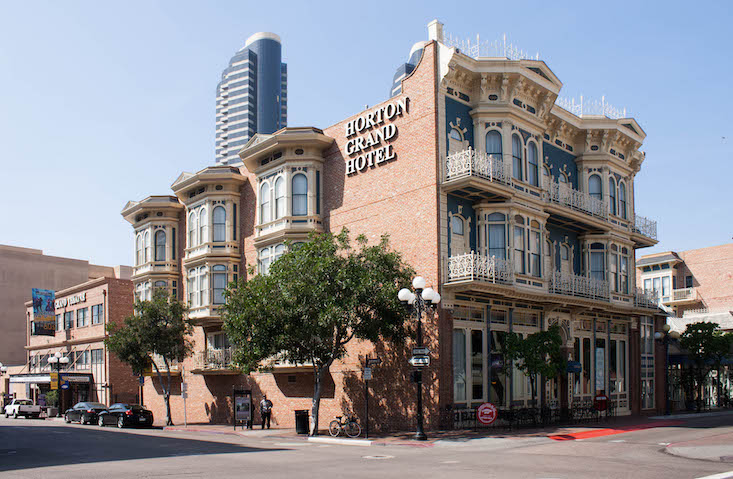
[97,403,154,428]
[64,402,108,425]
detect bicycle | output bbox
[328,413,362,438]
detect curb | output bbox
[307,436,373,446]
[650,410,733,420]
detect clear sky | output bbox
[0,0,731,267]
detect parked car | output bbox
[4,399,41,419]
[64,402,108,425]
[97,403,154,428]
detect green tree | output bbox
[223,229,413,435]
[680,322,732,411]
[106,289,192,425]
[504,324,566,407]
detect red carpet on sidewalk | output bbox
[548,420,682,441]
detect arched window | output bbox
[619,182,627,219]
[274,243,285,262]
[199,208,208,244]
[135,234,142,266]
[527,142,539,187]
[448,128,464,155]
[451,215,464,236]
[188,211,197,247]
[588,174,602,200]
[485,130,502,158]
[144,231,150,263]
[558,173,568,184]
[512,134,523,181]
[258,247,272,275]
[608,177,617,216]
[213,206,226,242]
[513,215,525,274]
[212,265,227,304]
[292,174,308,216]
[154,230,166,261]
[259,182,271,224]
[274,176,285,219]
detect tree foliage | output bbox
[504,324,566,407]
[223,229,414,435]
[680,321,732,411]
[106,289,192,425]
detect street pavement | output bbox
[2,414,733,478]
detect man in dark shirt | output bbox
[260,394,273,429]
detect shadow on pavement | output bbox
[0,423,283,472]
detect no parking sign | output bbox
[477,402,498,425]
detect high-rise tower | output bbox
[215,32,287,165]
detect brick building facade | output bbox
[122,20,668,430]
[8,277,138,414]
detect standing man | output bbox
[260,394,273,429]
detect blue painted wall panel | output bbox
[447,194,476,254]
[543,141,578,189]
[547,225,581,274]
[445,97,474,155]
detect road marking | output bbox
[362,455,394,460]
[658,442,671,446]
[695,472,733,479]
[274,442,310,447]
[442,460,460,464]
[609,439,626,443]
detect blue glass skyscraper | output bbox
[215,32,287,165]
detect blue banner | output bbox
[31,288,56,336]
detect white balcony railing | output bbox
[634,288,659,309]
[670,287,698,303]
[549,271,610,301]
[151,353,179,373]
[447,252,513,284]
[632,214,657,241]
[444,148,511,184]
[194,348,233,371]
[546,182,608,220]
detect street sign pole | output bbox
[364,355,369,439]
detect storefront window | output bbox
[471,329,484,401]
[490,329,507,406]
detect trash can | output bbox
[294,410,309,434]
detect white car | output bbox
[4,399,42,419]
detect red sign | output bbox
[477,402,498,425]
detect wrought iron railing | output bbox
[194,348,233,371]
[549,271,610,301]
[634,288,659,309]
[444,148,511,184]
[632,214,657,241]
[546,182,608,220]
[555,96,628,120]
[443,32,539,61]
[447,252,513,284]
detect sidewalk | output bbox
[667,431,733,463]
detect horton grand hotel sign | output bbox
[344,97,409,175]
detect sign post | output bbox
[181,380,188,428]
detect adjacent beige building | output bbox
[0,244,131,365]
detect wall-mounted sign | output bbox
[345,97,409,176]
[55,292,86,309]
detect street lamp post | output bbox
[0,363,8,408]
[48,351,70,417]
[398,276,441,441]
[655,324,680,416]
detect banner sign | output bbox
[31,288,56,336]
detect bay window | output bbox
[292,174,308,216]
[212,265,227,304]
[144,231,150,263]
[619,182,627,219]
[188,212,197,248]
[154,230,166,261]
[259,182,271,224]
[274,176,285,219]
[512,134,523,181]
[590,243,605,281]
[513,217,525,274]
[529,225,541,278]
[527,142,539,187]
[199,208,208,244]
[589,174,602,200]
[486,213,506,260]
[609,177,617,216]
[485,130,502,158]
[213,206,226,242]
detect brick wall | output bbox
[677,243,733,313]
